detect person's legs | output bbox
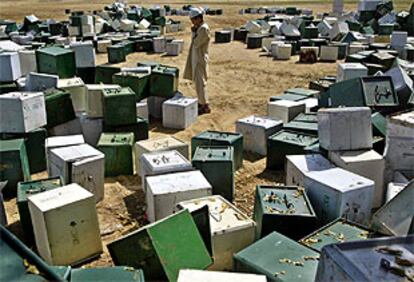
[195,74,210,114]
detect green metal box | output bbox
[44,88,76,128]
[0,139,31,198]
[0,127,47,173]
[103,117,149,142]
[233,231,319,282]
[0,82,18,94]
[95,64,121,84]
[76,66,95,84]
[97,133,135,176]
[102,87,136,126]
[329,76,398,108]
[108,44,126,64]
[267,130,318,170]
[192,146,234,201]
[112,72,150,101]
[191,131,243,170]
[107,209,212,282]
[0,225,68,282]
[17,177,63,243]
[35,46,76,78]
[299,218,372,253]
[149,65,179,97]
[253,185,317,240]
[71,267,145,281]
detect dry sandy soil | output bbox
[2,0,412,268]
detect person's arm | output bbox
[193,26,210,49]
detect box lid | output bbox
[98,133,134,146]
[138,136,186,151]
[37,46,73,56]
[195,131,242,143]
[237,115,283,129]
[17,177,62,203]
[102,87,135,97]
[0,138,25,152]
[146,170,211,195]
[71,267,145,281]
[285,88,320,97]
[306,167,375,192]
[57,77,85,88]
[300,219,370,252]
[28,183,93,212]
[257,185,316,216]
[50,143,103,162]
[0,91,43,101]
[269,130,318,146]
[163,96,198,106]
[330,149,383,163]
[45,134,85,148]
[86,84,121,91]
[141,150,191,172]
[286,154,335,173]
[192,146,233,162]
[178,195,255,234]
[234,231,319,281]
[177,270,267,282]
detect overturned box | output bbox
[233,231,319,282]
[135,136,189,176]
[191,131,243,170]
[146,170,212,222]
[336,62,368,82]
[371,181,413,237]
[315,235,414,281]
[45,134,85,167]
[162,96,198,129]
[107,209,212,281]
[48,144,104,202]
[286,154,335,187]
[318,107,372,151]
[236,115,282,156]
[177,195,256,271]
[28,184,102,265]
[299,218,372,253]
[253,185,317,240]
[192,146,234,201]
[267,130,319,170]
[57,77,86,112]
[97,133,134,177]
[304,167,374,225]
[17,177,63,243]
[140,150,192,193]
[0,92,46,133]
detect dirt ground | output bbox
[2,0,412,268]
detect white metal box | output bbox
[48,144,104,202]
[70,41,96,68]
[235,115,282,155]
[58,77,86,112]
[177,270,266,282]
[28,184,102,265]
[177,195,256,271]
[285,154,335,187]
[135,136,189,176]
[146,170,212,222]
[86,84,121,118]
[391,31,407,48]
[319,45,338,62]
[136,99,149,120]
[268,100,306,124]
[153,37,166,53]
[26,72,58,91]
[0,51,21,82]
[96,40,111,53]
[162,96,198,129]
[166,42,181,56]
[78,112,103,146]
[304,167,375,225]
[336,63,368,82]
[0,92,46,133]
[45,134,85,165]
[318,107,372,151]
[140,150,193,193]
[274,44,292,60]
[48,118,83,136]
[18,49,37,77]
[328,150,385,208]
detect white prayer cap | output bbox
[189,7,203,18]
